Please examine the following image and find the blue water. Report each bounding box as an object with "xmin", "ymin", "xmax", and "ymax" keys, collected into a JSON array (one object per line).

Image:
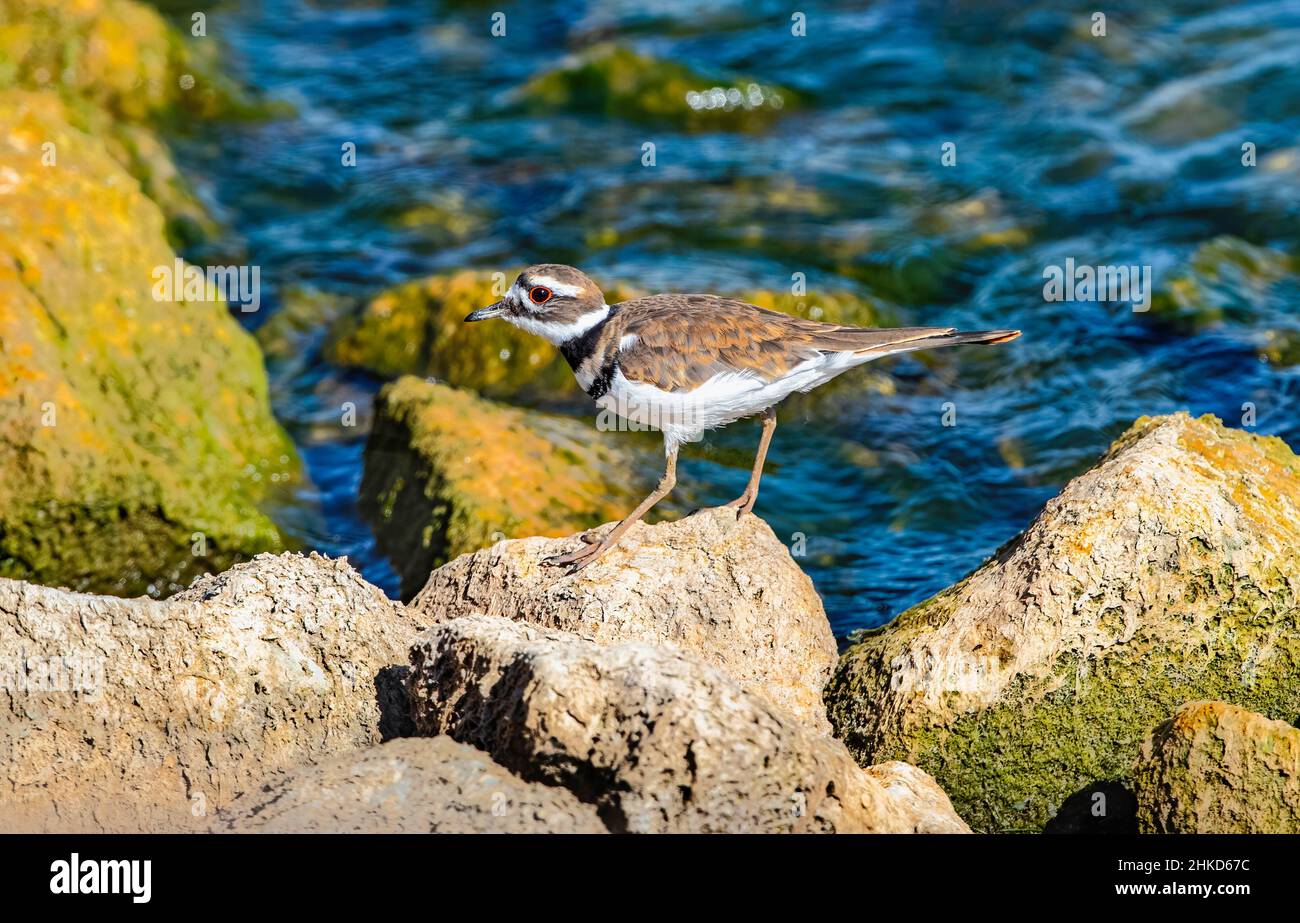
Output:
[{"xmin": 175, "ymin": 0, "xmax": 1300, "ymax": 639}]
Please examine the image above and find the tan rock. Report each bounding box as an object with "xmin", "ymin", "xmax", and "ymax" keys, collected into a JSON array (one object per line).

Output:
[
  {"xmin": 863, "ymin": 762, "xmax": 972, "ymax": 834},
  {"xmin": 0, "ymin": 553, "xmax": 418, "ymax": 832},
  {"xmin": 215, "ymin": 736, "xmax": 606, "ymax": 834},
  {"xmin": 412, "ymin": 507, "xmax": 837, "ymax": 733},
  {"xmin": 827, "ymin": 413, "xmax": 1300, "ymax": 832},
  {"xmin": 1134, "ymin": 701, "xmax": 1300, "ymax": 833},
  {"xmin": 407, "ymin": 615, "xmax": 969, "ymax": 834}
]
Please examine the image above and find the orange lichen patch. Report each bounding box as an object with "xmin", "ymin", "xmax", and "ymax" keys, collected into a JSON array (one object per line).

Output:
[{"xmin": 1175, "ymin": 414, "xmax": 1300, "ymax": 542}]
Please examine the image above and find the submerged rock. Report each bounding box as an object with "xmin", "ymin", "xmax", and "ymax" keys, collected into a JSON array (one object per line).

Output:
[
  {"xmin": 360, "ymin": 377, "xmax": 646, "ymax": 599},
  {"xmin": 517, "ymin": 43, "xmax": 799, "ymax": 133},
  {"xmin": 216, "ymin": 736, "xmax": 606, "ymax": 834},
  {"xmin": 407, "ymin": 615, "xmax": 969, "ymax": 834},
  {"xmin": 411, "ymin": 507, "xmax": 837, "ymax": 733},
  {"xmin": 1147, "ymin": 236, "xmax": 1294, "ymax": 333},
  {"xmin": 826, "ymin": 412, "xmax": 1300, "ymax": 832},
  {"xmin": 0, "ymin": 553, "xmax": 418, "ymax": 833},
  {"xmin": 0, "ymin": 90, "xmax": 299, "ymax": 595},
  {"xmin": 1262, "ymin": 327, "xmax": 1300, "ymax": 368},
  {"xmin": 1134, "ymin": 701, "xmax": 1300, "ymax": 834}
]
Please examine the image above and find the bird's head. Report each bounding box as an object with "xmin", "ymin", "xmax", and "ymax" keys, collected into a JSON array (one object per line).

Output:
[{"xmin": 465, "ymin": 264, "xmax": 610, "ymax": 344}]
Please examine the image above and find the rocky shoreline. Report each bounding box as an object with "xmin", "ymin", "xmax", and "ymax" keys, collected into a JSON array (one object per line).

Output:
[{"xmin": 5, "ymin": 409, "xmax": 1299, "ymax": 833}]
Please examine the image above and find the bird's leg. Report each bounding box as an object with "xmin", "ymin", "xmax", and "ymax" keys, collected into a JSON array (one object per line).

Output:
[
  {"xmin": 543, "ymin": 447, "xmax": 678, "ymax": 572},
  {"xmin": 722, "ymin": 407, "xmax": 776, "ymax": 517}
]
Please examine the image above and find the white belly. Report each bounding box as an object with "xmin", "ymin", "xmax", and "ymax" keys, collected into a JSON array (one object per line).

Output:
[{"xmin": 597, "ymin": 350, "xmax": 873, "ymax": 451}]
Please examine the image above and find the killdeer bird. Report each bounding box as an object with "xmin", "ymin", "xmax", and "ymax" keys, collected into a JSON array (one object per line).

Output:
[{"xmin": 466, "ymin": 264, "xmax": 1019, "ymax": 571}]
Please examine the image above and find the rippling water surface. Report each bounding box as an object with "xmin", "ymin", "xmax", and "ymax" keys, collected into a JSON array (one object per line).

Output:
[{"xmin": 174, "ymin": 0, "xmax": 1300, "ymax": 639}]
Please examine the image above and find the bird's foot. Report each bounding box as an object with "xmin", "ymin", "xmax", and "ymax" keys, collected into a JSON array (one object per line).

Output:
[
  {"xmin": 721, "ymin": 491, "xmax": 756, "ymax": 519},
  {"xmin": 542, "ymin": 535, "xmax": 612, "ymax": 573},
  {"xmin": 686, "ymin": 493, "xmax": 755, "ymax": 519}
]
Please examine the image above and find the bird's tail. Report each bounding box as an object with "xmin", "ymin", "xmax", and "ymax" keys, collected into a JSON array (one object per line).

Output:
[{"xmin": 856, "ymin": 328, "xmax": 1021, "ymax": 358}]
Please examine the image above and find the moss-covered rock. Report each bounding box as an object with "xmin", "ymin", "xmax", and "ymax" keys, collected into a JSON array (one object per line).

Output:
[
  {"xmin": 1147, "ymin": 236, "xmax": 1294, "ymax": 333},
  {"xmin": 1133, "ymin": 701, "xmax": 1300, "ymax": 834},
  {"xmin": 517, "ymin": 43, "xmax": 799, "ymax": 132},
  {"xmin": 386, "ymin": 190, "xmax": 490, "ymax": 247},
  {"xmin": 256, "ymin": 286, "xmax": 355, "ymax": 364},
  {"xmin": 0, "ymin": 0, "xmax": 264, "ymax": 243},
  {"xmin": 825, "ymin": 412, "xmax": 1300, "ymax": 832},
  {"xmin": 0, "ymin": 90, "xmax": 298, "ymax": 596},
  {"xmin": 360, "ymin": 377, "xmax": 646, "ymax": 599},
  {"xmin": 0, "ymin": 0, "xmax": 248, "ymax": 121}
]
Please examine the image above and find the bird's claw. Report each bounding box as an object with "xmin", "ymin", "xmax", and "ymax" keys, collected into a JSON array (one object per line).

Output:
[
  {"xmin": 542, "ymin": 537, "xmax": 608, "ymax": 571},
  {"xmin": 722, "ymin": 493, "xmax": 754, "ymax": 518}
]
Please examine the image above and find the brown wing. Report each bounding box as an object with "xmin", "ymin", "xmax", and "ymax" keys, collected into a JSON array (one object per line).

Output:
[{"xmin": 609, "ymin": 294, "xmax": 954, "ymax": 392}]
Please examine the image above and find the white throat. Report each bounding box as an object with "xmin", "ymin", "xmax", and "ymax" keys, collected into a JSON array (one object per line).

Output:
[{"xmin": 508, "ymin": 304, "xmax": 610, "ymax": 345}]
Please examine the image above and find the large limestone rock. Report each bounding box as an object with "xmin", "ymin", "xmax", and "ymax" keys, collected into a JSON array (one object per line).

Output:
[
  {"xmin": 412, "ymin": 508, "xmax": 837, "ymax": 733},
  {"xmin": 215, "ymin": 737, "xmax": 607, "ymax": 834},
  {"xmin": 360, "ymin": 377, "xmax": 649, "ymax": 599},
  {"xmin": 1134, "ymin": 701, "xmax": 1300, "ymax": 834},
  {"xmin": 0, "ymin": 90, "xmax": 299, "ymax": 596},
  {"xmin": 0, "ymin": 553, "xmax": 418, "ymax": 833},
  {"xmin": 407, "ymin": 615, "xmax": 970, "ymax": 834},
  {"xmin": 826, "ymin": 413, "xmax": 1300, "ymax": 832}
]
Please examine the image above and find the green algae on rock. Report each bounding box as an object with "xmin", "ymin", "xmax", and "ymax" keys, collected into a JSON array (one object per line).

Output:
[
  {"xmin": 825, "ymin": 412, "xmax": 1300, "ymax": 832},
  {"xmin": 1262, "ymin": 327, "xmax": 1300, "ymax": 368},
  {"xmin": 360, "ymin": 376, "xmax": 646, "ymax": 600},
  {"xmin": 0, "ymin": 90, "xmax": 298, "ymax": 596},
  {"xmin": 517, "ymin": 43, "xmax": 799, "ymax": 132},
  {"xmin": 1133, "ymin": 701, "xmax": 1300, "ymax": 834},
  {"xmin": 1147, "ymin": 236, "xmax": 1295, "ymax": 333}
]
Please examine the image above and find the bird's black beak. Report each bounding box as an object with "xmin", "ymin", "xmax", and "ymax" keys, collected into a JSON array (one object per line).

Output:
[{"xmin": 464, "ymin": 301, "xmax": 506, "ymax": 322}]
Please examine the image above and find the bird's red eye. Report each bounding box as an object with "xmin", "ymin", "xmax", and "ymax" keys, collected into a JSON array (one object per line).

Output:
[{"xmin": 528, "ymin": 286, "xmax": 553, "ymax": 305}]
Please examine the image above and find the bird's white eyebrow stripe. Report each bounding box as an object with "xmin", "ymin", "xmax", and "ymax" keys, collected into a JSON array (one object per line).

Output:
[{"xmin": 526, "ymin": 276, "xmax": 584, "ymax": 297}]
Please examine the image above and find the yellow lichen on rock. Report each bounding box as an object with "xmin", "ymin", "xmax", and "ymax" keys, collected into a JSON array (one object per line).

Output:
[{"xmin": 0, "ymin": 89, "xmax": 297, "ymax": 595}]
